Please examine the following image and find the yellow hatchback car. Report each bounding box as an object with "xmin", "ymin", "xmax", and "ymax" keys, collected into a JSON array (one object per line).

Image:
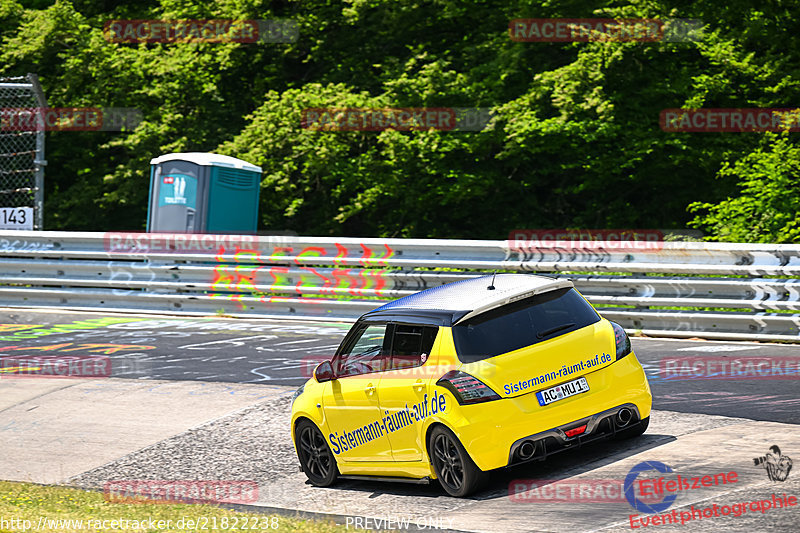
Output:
[{"xmin": 290, "ymin": 274, "xmax": 652, "ymax": 496}]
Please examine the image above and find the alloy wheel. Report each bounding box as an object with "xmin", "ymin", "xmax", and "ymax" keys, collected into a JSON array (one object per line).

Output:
[
  {"xmin": 432, "ymin": 432, "xmax": 465, "ymax": 492},
  {"xmin": 297, "ymin": 423, "xmax": 334, "ymax": 484}
]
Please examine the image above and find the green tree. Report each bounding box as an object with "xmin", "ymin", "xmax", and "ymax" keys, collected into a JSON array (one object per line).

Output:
[
  {"xmin": 1, "ymin": 0, "xmax": 799, "ymax": 240},
  {"xmin": 689, "ymin": 134, "xmax": 800, "ymax": 243}
]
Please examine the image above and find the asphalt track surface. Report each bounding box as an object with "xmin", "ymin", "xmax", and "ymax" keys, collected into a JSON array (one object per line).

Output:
[
  {"xmin": 1, "ymin": 308, "xmax": 799, "ymax": 424},
  {"xmin": 2, "ymin": 308, "xmax": 800, "ymax": 532}
]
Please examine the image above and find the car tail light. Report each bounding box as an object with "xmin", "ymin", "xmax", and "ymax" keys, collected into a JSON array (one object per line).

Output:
[
  {"xmin": 611, "ymin": 321, "xmax": 631, "ymax": 360},
  {"xmin": 436, "ymin": 370, "xmax": 501, "ymax": 405}
]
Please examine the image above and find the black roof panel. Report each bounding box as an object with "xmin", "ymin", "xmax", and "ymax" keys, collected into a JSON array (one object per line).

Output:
[{"xmin": 362, "ymin": 274, "xmax": 572, "ymax": 326}]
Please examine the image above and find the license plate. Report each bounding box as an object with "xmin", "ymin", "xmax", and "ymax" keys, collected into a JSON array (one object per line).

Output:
[{"xmin": 536, "ymin": 377, "xmax": 589, "ymax": 406}]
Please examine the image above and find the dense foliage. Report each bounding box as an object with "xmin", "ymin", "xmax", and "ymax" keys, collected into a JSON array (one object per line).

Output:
[{"xmin": 1, "ymin": 0, "xmax": 798, "ymax": 241}]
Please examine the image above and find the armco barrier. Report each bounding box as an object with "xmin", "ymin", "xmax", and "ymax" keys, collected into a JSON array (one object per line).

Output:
[{"xmin": 0, "ymin": 231, "xmax": 799, "ymax": 342}]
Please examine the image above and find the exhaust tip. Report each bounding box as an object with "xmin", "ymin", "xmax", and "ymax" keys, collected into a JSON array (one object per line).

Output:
[
  {"xmin": 617, "ymin": 408, "xmax": 633, "ymax": 427},
  {"xmin": 518, "ymin": 440, "xmax": 537, "ymax": 460}
]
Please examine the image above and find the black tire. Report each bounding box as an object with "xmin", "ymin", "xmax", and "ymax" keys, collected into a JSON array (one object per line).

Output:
[
  {"xmin": 295, "ymin": 419, "xmax": 339, "ymax": 487},
  {"xmin": 428, "ymin": 425, "xmax": 488, "ymax": 497},
  {"xmin": 613, "ymin": 416, "xmax": 650, "ymax": 441}
]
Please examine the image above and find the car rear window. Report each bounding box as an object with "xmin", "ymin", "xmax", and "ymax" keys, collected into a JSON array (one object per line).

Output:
[{"xmin": 452, "ymin": 288, "xmax": 601, "ymax": 363}]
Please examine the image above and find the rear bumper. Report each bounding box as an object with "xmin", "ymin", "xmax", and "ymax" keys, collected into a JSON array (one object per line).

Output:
[
  {"xmin": 440, "ymin": 353, "xmax": 652, "ymax": 471},
  {"xmin": 507, "ymin": 403, "xmax": 645, "ymax": 466}
]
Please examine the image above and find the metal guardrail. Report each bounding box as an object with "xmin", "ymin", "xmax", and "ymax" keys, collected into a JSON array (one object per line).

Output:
[{"xmin": 0, "ymin": 230, "xmax": 799, "ymax": 342}]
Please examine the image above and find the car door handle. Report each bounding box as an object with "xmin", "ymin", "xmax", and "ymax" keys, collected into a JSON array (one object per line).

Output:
[
  {"xmin": 365, "ymin": 384, "xmax": 376, "ymax": 395},
  {"xmin": 412, "ymin": 380, "xmax": 425, "ymax": 391}
]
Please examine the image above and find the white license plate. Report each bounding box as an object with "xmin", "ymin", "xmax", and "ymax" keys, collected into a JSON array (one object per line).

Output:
[{"xmin": 536, "ymin": 377, "xmax": 589, "ymax": 406}]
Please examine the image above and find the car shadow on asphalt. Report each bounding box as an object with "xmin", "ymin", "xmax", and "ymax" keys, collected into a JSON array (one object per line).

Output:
[
  {"xmin": 309, "ymin": 433, "xmax": 677, "ymax": 502},
  {"xmin": 476, "ymin": 433, "xmax": 677, "ymax": 501}
]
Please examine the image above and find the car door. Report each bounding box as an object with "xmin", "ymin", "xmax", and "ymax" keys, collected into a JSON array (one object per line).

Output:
[
  {"xmin": 321, "ymin": 322, "xmax": 393, "ymax": 461},
  {"xmin": 377, "ymin": 323, "xmax": 440, "ymax": 462}
]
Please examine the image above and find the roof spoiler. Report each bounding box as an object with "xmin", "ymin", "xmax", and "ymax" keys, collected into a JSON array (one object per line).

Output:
[{"xmin": 453, "ymin": 279, "xmax": 574, "ymax": 325}]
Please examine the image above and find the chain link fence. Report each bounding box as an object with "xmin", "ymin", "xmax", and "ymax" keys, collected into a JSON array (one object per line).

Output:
[{"xmin": 0, "ymin": 73, "xmax": 47, "ymax": 229}]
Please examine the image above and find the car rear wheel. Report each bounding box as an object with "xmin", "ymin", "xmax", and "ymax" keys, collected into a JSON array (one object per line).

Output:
[
  {"xmin": 613, "ymin": 416, "xmax": 649, "ymax": 440},
  {"xmin": 295, "ymin": 419, "xmax": 339, "ymax": 486},
  {"xmin": 429, "ymin": 426, "xmax": 487, "ymax": 497}
]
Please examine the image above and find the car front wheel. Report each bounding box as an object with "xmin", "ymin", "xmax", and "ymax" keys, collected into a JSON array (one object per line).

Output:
[
  {"xmin": 429, "ymin": 425, "xmax": 487, "ymax": 497},
  {"xmin": 295, "ymin": 419, "xmax": 339, "ymax": 486}
]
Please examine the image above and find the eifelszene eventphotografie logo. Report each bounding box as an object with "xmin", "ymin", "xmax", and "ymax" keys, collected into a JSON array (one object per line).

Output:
[
  {"xmin": 754, "ymin": 445, "xmax": 793, "ymax": 482},
  {"xmin": 624, "ymin": 460, "xmax": 739, "ymax": 514},
  {"xmin": 625, "ymin": 461, "xmax": 678, "ymax": 514}
]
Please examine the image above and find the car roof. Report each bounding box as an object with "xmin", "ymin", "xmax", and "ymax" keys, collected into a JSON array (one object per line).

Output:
[{"xmin": 361, "ymin": 273, "xmax": 573, "ymax": 326}]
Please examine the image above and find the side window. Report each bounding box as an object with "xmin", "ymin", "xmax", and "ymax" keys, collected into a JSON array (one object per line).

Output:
[
  {"xmin": 388, "ymin": 324, "xmax": 438, "ymax": 370},
  {"xmin": 336, "ymin": 324, "xmax": 390, "ymax": 377}
]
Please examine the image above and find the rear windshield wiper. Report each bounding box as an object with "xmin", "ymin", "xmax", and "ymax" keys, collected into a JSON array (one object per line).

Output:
[{"xmin": 536, "ymin": 322, "xmax": 576, "ymax": 339}]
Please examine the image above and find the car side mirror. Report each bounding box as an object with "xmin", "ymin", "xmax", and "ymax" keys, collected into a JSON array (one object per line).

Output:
[{"xmin": 314, "ymin": 360, "xmax": 335, "ymax": 383}]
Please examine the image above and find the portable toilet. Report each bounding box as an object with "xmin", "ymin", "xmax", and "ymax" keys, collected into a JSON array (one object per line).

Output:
[{"xmin": 147, "ymin": 152, "xmax": 261, "ymax": 233}]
